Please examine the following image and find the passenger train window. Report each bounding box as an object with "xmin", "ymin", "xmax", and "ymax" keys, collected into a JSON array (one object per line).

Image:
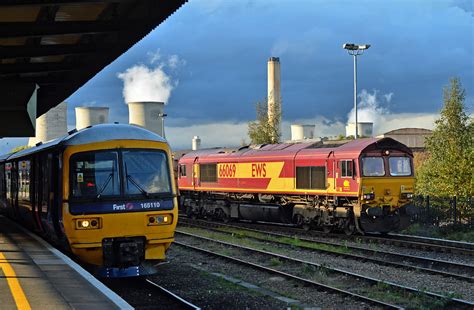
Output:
[
  {"xmin": 70, "ymin": 151, "xmax": 120, "ymax": 199},
  {"xmin": 362, "ymin": 157, "xmax": 385, "ymax": 176},
  {"xmin": 389, "ymin": 157, "xmax": 412, "ymax": 176},
  {"xmin": 18, "ymin": 160, "xmax": 31, "ymax": 201}
]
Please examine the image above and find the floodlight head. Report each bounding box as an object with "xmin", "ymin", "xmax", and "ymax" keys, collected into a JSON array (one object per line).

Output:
[
  {"xmin": 343, "ymin": 43, "xmax": 358, "ymax": 50},
  {"xmin": 343, "ymin": 43, "xmax": 371, "ymax": 51}
]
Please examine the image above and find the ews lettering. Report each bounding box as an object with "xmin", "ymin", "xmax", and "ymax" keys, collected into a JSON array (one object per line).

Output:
[{"xmin": 251, "ymin": 163, "xmax": 267, "ymax": 177}]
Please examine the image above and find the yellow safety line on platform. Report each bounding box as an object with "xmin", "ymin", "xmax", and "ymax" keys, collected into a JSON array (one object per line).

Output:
[{"xmin": 0, "ymin": 252, "xmax": 31, "ymax": 310}]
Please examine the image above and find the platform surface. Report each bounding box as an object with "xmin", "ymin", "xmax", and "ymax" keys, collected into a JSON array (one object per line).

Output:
[{"xmin": 0, "ymin": 215, "xmax": 128, "ymax": 310}]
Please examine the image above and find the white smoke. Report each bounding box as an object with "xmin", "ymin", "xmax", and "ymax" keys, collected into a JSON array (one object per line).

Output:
[{"xmin": 117, "ymin": 50, "xmax": 184, "ymax": 103}]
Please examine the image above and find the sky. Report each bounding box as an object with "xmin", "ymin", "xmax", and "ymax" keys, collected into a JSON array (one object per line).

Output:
[{"xmin": 1, "ymin": 0, "xmax": 473, "ymax": 153}]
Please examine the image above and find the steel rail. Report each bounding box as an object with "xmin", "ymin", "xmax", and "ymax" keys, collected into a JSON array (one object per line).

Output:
[
  {"xmin": 172, "ymin": 241, "xmax": 401, "ymax": 309},
  {"xmin": 178, "ymin": 214, "xmax": 474, "ymax": 256},
  {"xmin": 145, "ymin": 279, "xmax": 201, "ymax": 310},
  {"xmin": 178, "ymin": 218, "xmax": 473, "ymax": 282},
  {"xmin": 376, "ymin": 233, "xmax": 474, "ymax": 251},
  {"xmin": 179, "ymin": 217, "xmax": 474, "ymax": 280},
  {"xmin": 176, "ymin": 231, "xmax": 474, "ymax": 309}
]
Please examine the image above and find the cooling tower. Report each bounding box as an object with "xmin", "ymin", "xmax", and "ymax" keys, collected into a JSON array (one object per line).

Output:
[
  {"xmin": 192, "ymin": 136, "xmax": 201, "ymax": 151},
  {"xmin": 345, "ymin": 122, "xmax": 373, "ymax": 138},
  {"xmin": 75, "ymin": 107, "xmax": 109, "ymax": 130},
  {"xmin": 128, "ymin": 101, "xmax": 165, "ymax": 137},
  {"xmin": 28, "ymin": 102, "xmax": 68, "ymax": 146},
  {"xmin": 267, "ymin": 57, "xmax": 281, "ymax": 130},
  {"xmin": 291, "ymin": 124, "xmax": 315, "ymax": 141}
]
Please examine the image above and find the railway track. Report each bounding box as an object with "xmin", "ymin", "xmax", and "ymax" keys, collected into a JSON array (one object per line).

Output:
[
  {"xmin": 178, "ymin": 214, "xmax": 474, "ymax": 256},
  {"xmin": 103, "ymin": 277, "xmax": 200, "ymax": 309},
  {"xmin": 175, "ymin": 230, "xmax": 474, "ymax": 309},
  {"xmin": 145, "ymin": 279, "xmax": 201, "ymax": 310},
  {"xmin": 179, "ymin": 217, "xmax": 474, "ymax": 281}
]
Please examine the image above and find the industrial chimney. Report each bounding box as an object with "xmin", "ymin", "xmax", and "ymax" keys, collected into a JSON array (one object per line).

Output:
[
  {"xmin": 291, "ymin": 124, "xmax": 315, "ymax": 141},
  {"xmin": 267, "ymin": 57, "xmax": 281, "ymax": 136},
  {"xmin": 75, "ymin": 107, "xmax": 109, "ymax": 130},
  {"xmin": 192, "ymin": 136, "xmax": 201, "ymax": 151},
  {"xmin": 128, "ymin": 101, "xmax": 166, "ymax": 137},
  {"xmin": 28, "ymin": 102, "xmax": 67, "ymax": 146}
]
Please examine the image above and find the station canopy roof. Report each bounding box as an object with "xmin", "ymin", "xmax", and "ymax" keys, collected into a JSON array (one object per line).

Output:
[{"xmin": 0, "ymin": 0, "xmax": 186, "ymax": 137}]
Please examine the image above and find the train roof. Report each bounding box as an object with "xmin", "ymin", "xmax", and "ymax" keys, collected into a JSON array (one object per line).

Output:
[
  {"xmin": 0, "ymin": 124, "xmax": 167, "ymax": 161},
  {"xmin": 179, "ymin": 137, "xmax": 412, "ymax": 161}
]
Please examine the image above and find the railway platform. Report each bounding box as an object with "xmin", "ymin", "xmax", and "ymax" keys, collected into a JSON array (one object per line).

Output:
[{"xmin": 0, "ymin": 215, "xmax": 131, "ymax": 310}]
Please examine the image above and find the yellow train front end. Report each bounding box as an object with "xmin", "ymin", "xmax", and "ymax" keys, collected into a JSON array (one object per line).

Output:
[
  {"xmin": 357, "ymin": 153, "xmax": 417, "ymax": 233},
  {"xmin": 62, "ymin": 139, "xmax": 177, "ymax": 277}
]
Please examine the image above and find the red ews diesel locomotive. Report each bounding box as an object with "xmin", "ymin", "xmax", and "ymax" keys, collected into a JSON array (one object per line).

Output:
[{"xmin": 177, "ymin": 138, "xmax": 417, "ymax": 234}]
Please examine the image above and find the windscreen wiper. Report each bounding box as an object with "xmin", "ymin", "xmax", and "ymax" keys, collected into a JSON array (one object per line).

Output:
[
  {"xmin": 96, "ymin": 173, "xmax": 113, "ymax": 199},
  {"xmin": 126, "ymin": 174, "xmax": 149, "ymax": 197}
]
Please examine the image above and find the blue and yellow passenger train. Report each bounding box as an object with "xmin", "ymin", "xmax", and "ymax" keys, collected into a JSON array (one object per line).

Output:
[{"xmin": 0, "ymin": 124, "xmax": 177, "ymax": 277}]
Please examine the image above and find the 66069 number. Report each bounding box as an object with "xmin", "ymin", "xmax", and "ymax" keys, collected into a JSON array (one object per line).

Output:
[{"xmin": 219, "ymin": 164, "xmax": 236, "ymax": 178}]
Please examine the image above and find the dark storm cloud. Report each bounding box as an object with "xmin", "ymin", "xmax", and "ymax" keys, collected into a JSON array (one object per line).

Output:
[{"xmin": 66, "ymin": 0, "xmax": 473, "ymax": 126}]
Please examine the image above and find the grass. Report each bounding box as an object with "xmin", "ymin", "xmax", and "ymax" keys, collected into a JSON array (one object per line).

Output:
[
  {"xmin": 365, "ymin": 282, "xmax": 450, "ymax": 310},
  {"xmin": 219, "ymin": 226, "xmax": 351, "ymax": 254},
  {"xmin": 402, "ymin": 223, "xmax": 474, "ymax": 242},
  {"xmin": 269, "ymin": 257, "xmax": 283, "ymax": 266}
]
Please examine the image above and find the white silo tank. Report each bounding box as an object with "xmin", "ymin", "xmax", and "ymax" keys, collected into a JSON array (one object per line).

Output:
[
  {"xmin": 128, "ymin": 102, "xmax": 165, "ymax": 137},
  {"xmin": 75, "ymin": 107, "xmax": 109, "ymax": 130},
  {"xmin": 192, "ymin": 136, "xmax": 201, "ymax": 150},
  {"xmin": 291, "ymin": 124, "xmax": 315, "ymax": 141},
  {"xmin": 29, "ymin": 102, "xmax": 68, "ymax": 146}
]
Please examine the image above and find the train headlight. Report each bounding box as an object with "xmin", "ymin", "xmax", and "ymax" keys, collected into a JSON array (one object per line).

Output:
[
  {"xmin": 362, "ymin": 193, "xmax": 375, "ymax": 200},
  {"xmin": 76, "ymin": 218, "xmax": 100, "ymax": 230},
  {"xmin": 401, "ymin": 193, "xmax": 414, "ymax": 199},
  {"xmin": 147, "ymin": 214, "xmax": 173, "ymax": 226}
]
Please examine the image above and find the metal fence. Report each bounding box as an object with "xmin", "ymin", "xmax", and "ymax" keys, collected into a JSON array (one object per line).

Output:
[{"xmin": 413, "ymin": 195, "xmax": 473, "ymax": 226}]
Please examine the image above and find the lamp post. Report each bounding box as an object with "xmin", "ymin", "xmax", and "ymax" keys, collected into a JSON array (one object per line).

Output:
[
  {"xmin": 343, "ymin": 43, "xmax": 370, "ymax": 139},
  {"xmin": 158, "ymin": 113, "xmax": 167, "ymax": 138}
]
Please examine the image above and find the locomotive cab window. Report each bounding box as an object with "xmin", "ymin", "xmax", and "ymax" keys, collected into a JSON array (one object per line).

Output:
[
  {"xmin": 361, "ymin": 157, "xmax": 385, "ymax": 177},
  {"xmin": 70, "ymin": 151, "xmax": 120, "ymax": 199},
  {"xmin": 340, "ymin": 160, "xmax": 354, "ymax": 178},
  {"xmin": 200, "ymin": 164, "xmax": 217, "ymax": 183},
  {"xmin": 296, "ymin": 166, "xmax": 326, "ymax": 190},
  {"xmin": 389, "ymin": 157, "xmax": 412, "ymax": 176}
]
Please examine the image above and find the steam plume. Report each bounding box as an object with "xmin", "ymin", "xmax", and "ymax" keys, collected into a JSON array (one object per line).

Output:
[{"xmin": 117, "ymin": 50, "xmax": 184, "ymax": 103}]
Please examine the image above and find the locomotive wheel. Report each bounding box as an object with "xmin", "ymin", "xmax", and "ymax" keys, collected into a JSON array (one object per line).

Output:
[{"xmin": 344, "ymin": 219, "xmax": 356, "ymax": 236}]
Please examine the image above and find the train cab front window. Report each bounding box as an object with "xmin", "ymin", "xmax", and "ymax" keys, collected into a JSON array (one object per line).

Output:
[
  {"xmin": 71, "ymin": 151, "xmax": 120, "ymax": 199},
  {"xmin": 362, "ymin": 157, "xmax": 385, "ymax": 177},
  {"xmin": 389, "ymin": 157, "xmax": 412, "ymax": 176},
  {"xmin": 123, "ymin": 150, "xmax": 171, "ymax": 196}
]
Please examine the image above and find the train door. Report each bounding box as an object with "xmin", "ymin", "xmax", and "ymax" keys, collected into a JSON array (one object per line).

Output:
[
  {"xmin": 33, "ymin": 155, "xmax": 44, "ymax": 232},
  {"xmin": 326, "ymin": 152, "xmax": 336, "ymax": 191},
  {"xmin": 192, "ymin": 157, "xmax": 199, "ymax": 190},
  {"xmin": 336, "ymin": 159, "xmax": 357, "ymax": 194},
  {"xmin": 50, "ymin": 153, "xmax": 64, "ymax": 241}
]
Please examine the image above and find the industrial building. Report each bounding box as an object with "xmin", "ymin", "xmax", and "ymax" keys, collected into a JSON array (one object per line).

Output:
[
  {"xmin": 377, "ymin": 128, "xmax": 432, "ymax": 152},
  {"xmin": 128, "ymin": 101, "xmax": 166, "ymax": 137}
]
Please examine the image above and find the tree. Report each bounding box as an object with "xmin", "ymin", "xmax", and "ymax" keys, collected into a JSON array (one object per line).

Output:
[
  {"xmin": 416, "ymin": 78, "xmax": 473, "ymax": 198},
  {"xmin": 247, "ymin": 99, "xmax": 281, "ymax": 144}
]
